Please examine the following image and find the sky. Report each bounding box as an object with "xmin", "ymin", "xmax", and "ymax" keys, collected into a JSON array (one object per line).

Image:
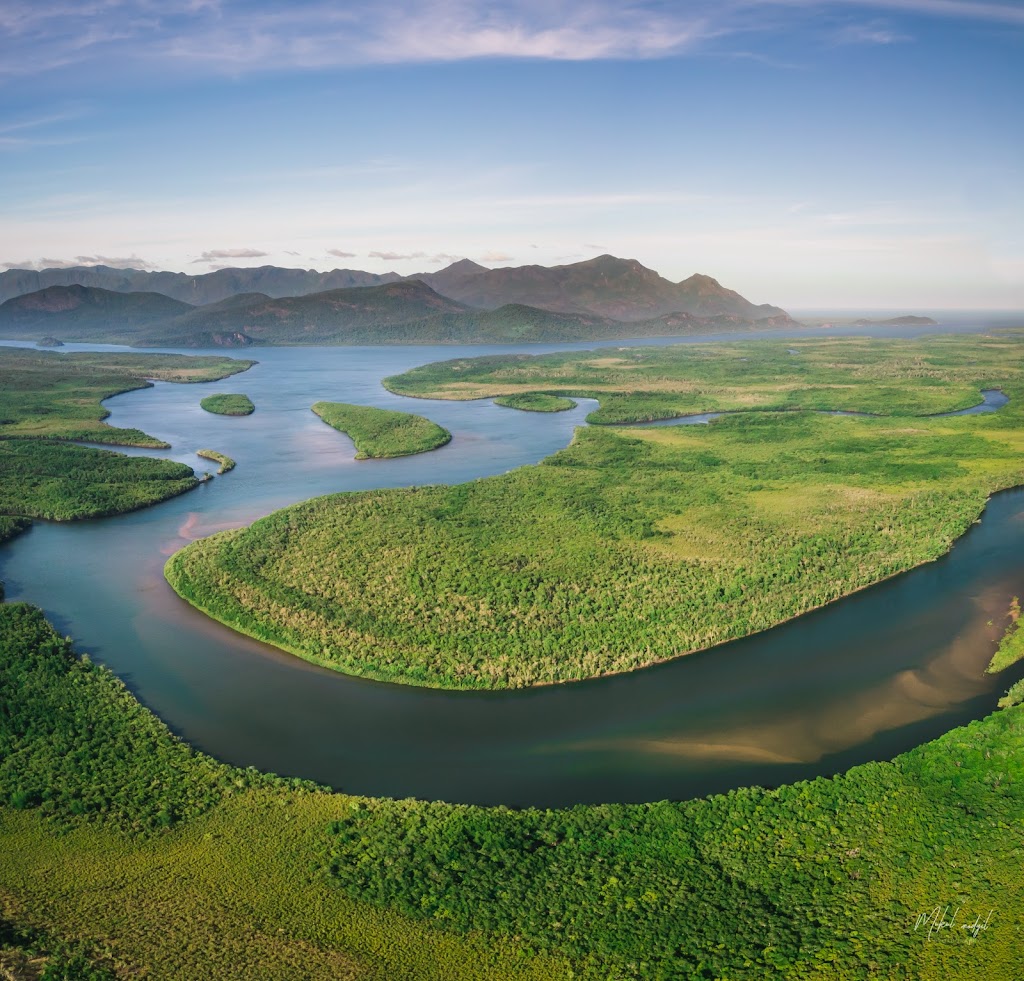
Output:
[{"xmin": 0, "ymin": 0, "xmax": 1021, "ymax": 310}]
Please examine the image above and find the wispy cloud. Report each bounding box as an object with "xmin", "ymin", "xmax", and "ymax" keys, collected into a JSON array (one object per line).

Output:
[
  {"xmin": 1, "ymin": 253, "xmax": 156, "ymax": 270},
  {"xmin": 2, "ymin": 1, "xmax": 1021, "ymax": 79},
  {"xmin": 476, "ymin": 250, "xmax": 515, "ymax": 262},
  {"xmin": 191, "ymin": 247, "xmax": 268, "ymax": 264},
  {"xmin": 368, "ymin": 250, "xmax": 427, "ymax": 261},
  {"xmin": 833, "ymin": 21, "xmax": 912, "ymax": 44},
  {"xmin": 326, "ymin": 248, "xmax": 357, "ymax": 258}
]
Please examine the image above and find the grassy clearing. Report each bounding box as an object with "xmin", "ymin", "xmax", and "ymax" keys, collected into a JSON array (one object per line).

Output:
[
  {"xmin": 1, "ymin": 603, "xmax": 1022, "ymax": 979},
  {"xmin": 196, "ymin": 448, "xmax": 236, "ymax": 474},
  {"xmin": 493, "ymin": 393, "xmax": 577, "ymax": 412},
  {"xmin": 311, "ymin": 401, "xmax": 451, "ymax": 459},
  {"xmin": 168, "ymin": 334, "xmax": 1024, "ymax": 689},
  {"xmin": 199, "ymin": 393, "xmax": 254, "ymax": 415}
]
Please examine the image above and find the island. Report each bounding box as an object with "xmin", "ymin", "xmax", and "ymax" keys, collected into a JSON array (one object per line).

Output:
[
  {"xmin": 310, "ymin": 401, "xmax": 451, "ymax": 459},
  {"xmin": 196, "ymin": 449, "xmax": 236, "ymax": 474},
  {"xmin": 493, "ymin": 392, "xmax": 577, "ymax": 412},
  {"xmin": 199, "ymin": 393, "xmax": 255, "ymax": 415}
]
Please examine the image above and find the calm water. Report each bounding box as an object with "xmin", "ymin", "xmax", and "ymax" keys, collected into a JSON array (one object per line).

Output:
[{"xmin": 2, "ymin": 331, "xmax": 1023, "ymax": 807}]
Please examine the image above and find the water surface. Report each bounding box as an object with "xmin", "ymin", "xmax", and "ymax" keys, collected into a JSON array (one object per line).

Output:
[{"xmin": 2, "ymin": 333, "xmax": 1022, "ymax": 807}]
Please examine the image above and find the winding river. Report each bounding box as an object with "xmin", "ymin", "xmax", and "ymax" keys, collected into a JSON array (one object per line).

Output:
[{"xmin": 3, "ymin": 329, "xmax": 1024, "ymax": 808}]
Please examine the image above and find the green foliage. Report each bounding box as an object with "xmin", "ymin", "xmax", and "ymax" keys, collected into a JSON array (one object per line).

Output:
[
  {"xmin": 988, "ymin": 597, "xmax": 1024, "ymax": 674},
  {"xmin": 493, "ymin": 393, "xmax": 576, "ymax": 412},
  {"xmin": 167, "ymin": 334, "xmax": 1024, "ymax": 688},
  {"xmin": 310, "ymin": 401, "xmax": 451, "ymax": 459},
  {"xmin": 326, "ymin": 706, "xmax": 1024, "ymax": 979},
  {"xmin": 0, "ymin": 604, "xmax": 240, "ymax": 833},
  {"xmin": 199, "ymin": 393, "xmax": 254, "ymax": 415},
  {"xmin": 2, "ymin": 602, "xmax": 1023, "ymax": 978},
  {"xmin": 0, "ymin": 348, "xmax": 255, "ymax": 522},
  {"xmin": 384, "ymin": 334, "xmax": 1017, "ymax": 421},
  {"xmin": 0, "ymin": 347, "xmax": 254, "ymax": 444},
  {"xmin": 999, "ymin": 679, "xmax": 1024, "ymax": 708},
  {"xmin": 196, "ymin": 448, "xmax": 235, "ymax": 474},
  {"xmin": 0, "ymin": 605, "xmax": 572, "ymax": 980},
  {"xmin": 0, "ymin": 441, "xmax": 198, "ymax": 520}
]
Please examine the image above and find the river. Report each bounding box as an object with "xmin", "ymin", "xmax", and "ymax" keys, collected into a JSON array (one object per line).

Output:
[{"xmin": 2, "ymin": 328, "xmax": 1023, "ymax": 807}]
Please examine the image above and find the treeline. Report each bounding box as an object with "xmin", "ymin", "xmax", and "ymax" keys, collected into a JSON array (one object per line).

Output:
[
  {"xmin": 385, "ymin": 333, "xmax": 1024, "ymax": 423},
  {"xmin": 310, "ymin": 401, "xmax": 451, "ymax": 459}
]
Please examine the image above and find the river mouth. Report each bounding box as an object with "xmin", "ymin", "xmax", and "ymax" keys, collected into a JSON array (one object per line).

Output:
[{"xmin": 1, "ymin": 337, "xmax": 1022, "ymax": 807}]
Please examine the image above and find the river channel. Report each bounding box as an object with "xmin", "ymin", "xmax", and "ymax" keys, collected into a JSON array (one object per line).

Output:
[{"xmin": 2, "ymin": 329, "xmax": 1024, "ymax": 807}]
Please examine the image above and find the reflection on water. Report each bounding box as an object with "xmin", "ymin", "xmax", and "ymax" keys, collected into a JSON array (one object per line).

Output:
[{"xmin": 1, "ymin": 340, "xmax": 1022, "ymax": 807}]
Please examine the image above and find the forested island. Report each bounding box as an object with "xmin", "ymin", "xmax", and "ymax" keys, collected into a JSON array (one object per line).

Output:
[
  {"xmin": 310, "ymin": 402, "xmax": 452, "ymax": 459},
  {"xmin": 199, "ymin": 393, "xmax": 255, "ymax": 416}
]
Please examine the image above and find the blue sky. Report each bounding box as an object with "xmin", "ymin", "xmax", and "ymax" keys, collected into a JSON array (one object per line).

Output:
[{"xmin": 1, "ymin": 1, "xmax": 1021, "ymax": 309}]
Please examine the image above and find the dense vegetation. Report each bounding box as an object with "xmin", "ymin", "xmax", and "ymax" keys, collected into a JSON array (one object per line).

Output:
[
  {"xmin": 199, "ymin": 393, "xmax": 254, "ymax": 415},
  {"xmin": 384, "ymin": 335, "xmax": 1010, "ymax": 422},
  {"xmin": 168, "ymin": 334, "xmax": 1024, "ymax": 688},
  {"xmin": 493, "ymin": 393, "xmax": 576, "ymax": 412},
  {"xmin": 310, "ymin": 401, "xmax": 452, "ymax": 459},
  {"xmin": 0, "ymin": 441, "xmax": 198, "ymax": 520},
  {"xmin": 0, "ymin": 348, "xmax": 253, "ymax": 522},
  {"xmin": 988, "ymin": 598, "xmax": 1024, "ymax": 674},
  {"xmin": 0, "ymin": 604, "xmax": 574, "ymax": 980},
  {"xmin": 196, "ymin": 448, "xmax": 236, "ymax": 474},
  {"xmin": 0, "ymin": 602, "xmax": 1021, "ymax": 978},
  {"xmin": 327, "ymin": 702, "xmax": 1024, "ymax": 979}
]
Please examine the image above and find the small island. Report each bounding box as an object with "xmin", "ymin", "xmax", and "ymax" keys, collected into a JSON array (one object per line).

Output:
[
  {"xmin": 852, "ymin": 315, "xmax": 939, "ymax": 326},
  {"xmin": 35, "ymin": 336, "xmax": 64, "ymax": 347},
  {"xmin": 494, "ymin": 393, "xmax": 577, "ymax": 412},
  {"xmin": 196, "ymin": 449, "xmax": 236, "ymax": 474},
  {"xmin": 310, "ymin": 401, "xmax": 451, "ymax": 459},
  {"xmin": 200, "ymin": 393, "xmax": 255, "ymax": 416}
]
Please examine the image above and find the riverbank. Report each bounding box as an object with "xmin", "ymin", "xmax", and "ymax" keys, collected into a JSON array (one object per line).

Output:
[{"xmin": 1, "ymin": 601, "xmax": 1022, "ymax": 979}]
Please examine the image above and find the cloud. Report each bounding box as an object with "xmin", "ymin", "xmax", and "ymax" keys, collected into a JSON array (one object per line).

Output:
[
  {"xmin": 368, "ymin": 250, "xmax": 428, "ymax": 261},
  {"xmin": 326, "ymin": 248, "xmax": 357, "ymax": 258},
  {"xmin": 426, "ymin": 252, "xmax": 463, "ymax": 265},
  {"xmin": 3, "ymin": 1, "xmax": 1023, "ymax": 80},
  {"xmin": 834, "ymin": 21, "xmax": 912, "ymax": 44},
  {"xmin": 476, "ymin": 250, "xmax": 514, "ymax": 263},
  {"xmin": 2, "ymin": 253, "xmax": 155, "ymax": 270},
  {"xmin": 191, "ymin": 247, "xmax": 269, "ymax": 264}
]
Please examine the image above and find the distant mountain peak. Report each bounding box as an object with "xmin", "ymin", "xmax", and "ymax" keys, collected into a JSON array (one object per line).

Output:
[{"xmin": 441, "ymin": 258, "xmax": 488, "ymax": 274}]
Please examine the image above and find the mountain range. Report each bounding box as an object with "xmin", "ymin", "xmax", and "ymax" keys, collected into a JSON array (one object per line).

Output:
[{"xmin": 0, "ymin": 255, "xmax": 797, "ymax": 347}]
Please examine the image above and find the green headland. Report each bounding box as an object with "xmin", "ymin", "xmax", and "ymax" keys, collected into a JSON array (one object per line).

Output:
[
  {"xmin": 196, "ymin": 449, "xmax": 236, "ymax": 474},
  {"xmin": 310, "ymin": 401, "xmax": 452, "ymax": 459},
  {"xmin": 168, "ymin": 334, "xmax": 1024, "ymax": 689}
]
